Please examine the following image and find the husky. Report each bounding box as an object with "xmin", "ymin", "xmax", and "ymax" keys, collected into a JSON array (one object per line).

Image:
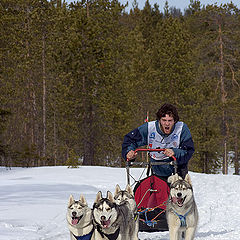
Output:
[
  {"xmin": 114, "ymin": 184, "xmax": 139, "ymax": 237},
  {"xmin": 166, "ymin": 173, "xmax": 198, "ymax": 240},
  {"xmin": 114, "ymin": 184, "xmax": 137, "ymax": 213},
  {"xmin": 67, "ymin": 194, "xmax": 94, "ymax": 240},
  {"xmin": 92, "ymin": 190, "xmax": 138, "ymax": 240}
]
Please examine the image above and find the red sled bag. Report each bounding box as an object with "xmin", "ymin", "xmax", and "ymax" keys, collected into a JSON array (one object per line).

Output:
[{"xmin": 134, "ymin": 175, "xmax": 170, "ymax": 232}]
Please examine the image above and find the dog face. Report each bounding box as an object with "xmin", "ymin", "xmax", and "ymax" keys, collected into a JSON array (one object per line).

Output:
[
  {"xmin": 114, "ymin": 184, "xmax": 134, "ymax": 204},
  {"xmin": 67, "ymin": 194, "xmax": 88, "ymax": 226},
  {"xmin": 93, "ymin": 191, "xmax": 118, "ymax": 229},
  {"xmin": 168, "ymin": 174, "xmax": 193, "ymax": 208}
]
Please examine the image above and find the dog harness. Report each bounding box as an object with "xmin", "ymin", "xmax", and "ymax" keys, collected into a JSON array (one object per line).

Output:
[
  {"xmin": 97, "ymin": 225, "xmax": 120, "ymax": 240},
  {"xmin": 172, "ymin": 209, "xmax": 190, "ymax": 227},
  {"xmin": 73, "ymin": 229, "xmax": 94, "ymax": 240}
]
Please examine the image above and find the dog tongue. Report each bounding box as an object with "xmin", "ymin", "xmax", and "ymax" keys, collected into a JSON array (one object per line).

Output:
[
  {"xmin": 72, "ymin": 218, "xmax": 79, "ymax": 225},
  {"xmin": 102, "ymin": 219, "xmax": 111, "ymax": 228},
  {"xmin": 177, "ymin": 198, "xmax": 184, "ymax": 206},
  {"xmin": 177, "ymin": 198, "xmax": 183, "ymax": 203}
]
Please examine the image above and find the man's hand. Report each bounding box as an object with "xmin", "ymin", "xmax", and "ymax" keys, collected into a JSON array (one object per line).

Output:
[
  {"xmin": 126, "ymin": 150, "xmax": 137, "ymax": 161},
  {"xmin": 163, "ymin": 148, "xmax": 174, "ymax": 158}
]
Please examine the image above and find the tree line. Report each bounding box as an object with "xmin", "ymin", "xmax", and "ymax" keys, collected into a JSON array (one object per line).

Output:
[{"xmin": 0, "ymin": 0, "xmax": 240, "ymax": 174}]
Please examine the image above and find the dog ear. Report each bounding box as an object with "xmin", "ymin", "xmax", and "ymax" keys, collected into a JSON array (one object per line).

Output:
[
  {"xmin": 167, "ymin": 175, "xmax": 174, "ymax": 184},
  {"xmin": 167, "ymin": 173, "xmax": 179, "ymax": 184},
  {"xmin": 79, "ymin": 194, "xmax": 88, "ymax": 206},
  {"xmin": 125, "ymin": 184, "xmax": 133, "ymax": 196},
  {"xmin": 95, "ymin": 191, "xmax": 103, "ymax": 203},
  {"xmin": 68, "ymin": 194, "xmax": 75, "ymax": 207},
  {"xmin": 184, "ymin": 174, "xmax": 192, "ymax": 186},
  {"xmin": 114, "ymin": 184, "xmax": 121, "ymax": 196},
  {"xmin": 106, "ymin": 191, "xmax": 115, "ymax": 202}
]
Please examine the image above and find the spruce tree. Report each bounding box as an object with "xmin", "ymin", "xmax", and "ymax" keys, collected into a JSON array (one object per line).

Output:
[{"xmin": 189, "ymin": 3, "xmax": 240, "ymax": 173}]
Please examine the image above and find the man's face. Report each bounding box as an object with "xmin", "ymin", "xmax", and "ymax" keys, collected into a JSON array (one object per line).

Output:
[{"xmin": 160, "ymin": 114, "xmax": 175, "ymax": 135}]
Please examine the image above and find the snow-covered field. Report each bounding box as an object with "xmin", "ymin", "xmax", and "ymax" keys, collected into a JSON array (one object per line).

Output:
[{"xmin": 0, "ymin": 166, "xmax": 239, "ymax": 240}]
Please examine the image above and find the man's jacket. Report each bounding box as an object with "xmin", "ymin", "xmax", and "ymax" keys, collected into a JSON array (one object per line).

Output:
[{"xmin": 122, "ymin": 120, "xmax": 194, "ymax": 177}]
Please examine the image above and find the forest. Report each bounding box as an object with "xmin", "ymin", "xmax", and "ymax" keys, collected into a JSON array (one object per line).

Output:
[{"xmin": 0, "ymin": 0, "xmax": 240, "ymax": 174}]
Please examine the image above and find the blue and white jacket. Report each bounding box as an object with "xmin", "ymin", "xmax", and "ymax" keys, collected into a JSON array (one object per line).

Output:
[{"xmin": 122, "ymin": 120, "xmax": 194, "ymax": 177}]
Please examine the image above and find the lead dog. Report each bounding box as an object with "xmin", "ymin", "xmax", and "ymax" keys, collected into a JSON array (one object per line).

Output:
[
  {"xmin": 166, "ymin": 174, "xmax": 198, "ymax": 240},
  {"xmin": 67, "ymin": 194, "xmax": 94, "ymax": 240},
  {"xmin": 92, "ymin": 190, "xmax": 138, "ymax": 240}
]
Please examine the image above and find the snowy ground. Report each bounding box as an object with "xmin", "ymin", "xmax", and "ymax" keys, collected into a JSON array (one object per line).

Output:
[{"xmin": 0, "ymin": 166, "xmax": 239, "ymax": 240}]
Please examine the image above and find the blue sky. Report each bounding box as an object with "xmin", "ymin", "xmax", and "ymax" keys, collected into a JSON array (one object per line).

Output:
[
  {"xmin": 122, "ymin": 0, "xmax": 240, "ymax": 12},
  {"xmin": 65, "ymin": 0, "xmax": 240, "ymax": 12}
]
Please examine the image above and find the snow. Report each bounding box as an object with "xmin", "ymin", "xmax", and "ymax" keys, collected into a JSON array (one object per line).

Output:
[{"xmin": 0, "ymin": 166, "xmax": 239, "ymax": 240}]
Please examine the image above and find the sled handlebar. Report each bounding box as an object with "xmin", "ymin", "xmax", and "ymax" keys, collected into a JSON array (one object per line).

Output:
[
  {"xmin": 126, "ymin": 148, "xmax": 177, "ymax": 185},
  {"xmin": 127, "ymin": 148, "xmax": 176, "ymax": 162}
]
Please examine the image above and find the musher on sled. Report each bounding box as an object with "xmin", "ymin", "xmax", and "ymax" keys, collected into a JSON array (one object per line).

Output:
[{"xmin": 122, "ymin": 103, "xmax": 194, "ymax": 179}]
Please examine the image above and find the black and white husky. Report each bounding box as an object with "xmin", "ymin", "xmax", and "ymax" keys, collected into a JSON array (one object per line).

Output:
[
  {"xmin": 92, "ymin": 190, "xmax": 138, "ymax": 240},
  {"xmin": 166, "ymin": 173, "xmax": 198, "ymax": 240},
  {"xmin": 114, "ymin": 184, "xmax": 139, "ymax": 237},
  {"xmin": 67, "ymin": 194, "xmax": 94, "ymax": 240}
]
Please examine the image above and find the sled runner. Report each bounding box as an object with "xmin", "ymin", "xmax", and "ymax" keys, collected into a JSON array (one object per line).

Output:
[{"xmin": 126, "ymin": 149, "xmax": 177, "ymax": 232}]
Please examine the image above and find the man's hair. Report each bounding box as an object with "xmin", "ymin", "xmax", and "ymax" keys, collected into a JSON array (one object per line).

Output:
[{"xmin": 156, "ymin": 103, "xmax": 179, "ymax": 122}]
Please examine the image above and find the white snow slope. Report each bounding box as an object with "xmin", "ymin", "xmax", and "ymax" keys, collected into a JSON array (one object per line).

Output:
[{"xmin": 0, "ymin": 166, "xmax": 239, "ymax": 240}]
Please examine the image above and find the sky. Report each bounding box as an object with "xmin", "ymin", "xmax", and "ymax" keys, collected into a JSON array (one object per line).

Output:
[
  {"xmin": 0, "ymin": 165, "xmax": 240, "ymax": 240},
  {"xmin": 121, "ymin": 0, "xmax": 240, "ymax": 12},
  {"xmin": 65, "ymin": 0, "xmax": 240, "ymax": 12}
]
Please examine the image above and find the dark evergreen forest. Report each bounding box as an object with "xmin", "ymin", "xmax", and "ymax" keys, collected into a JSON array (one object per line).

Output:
[{"xmin": 1, "ymin": 0, "xmax": 240, "ymax": 174}]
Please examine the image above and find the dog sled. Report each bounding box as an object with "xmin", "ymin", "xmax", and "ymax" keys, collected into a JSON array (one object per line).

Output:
[{"xmin": 126, "ymin": 148, "xmax": 177, "ymax": 232}]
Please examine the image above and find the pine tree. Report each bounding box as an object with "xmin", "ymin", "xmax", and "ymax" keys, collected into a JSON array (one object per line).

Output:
[
  {"xmin": 183, "ymin": 2, "xmax": 221, "ymax": 173},
  {"xmin": 189, "ymin": 3, "xmax": 240, "ymax": 174},
  {"xmin": 51, "ymin": 0, "xmax": 126, "ymax": 166},
  {"xmin": 0, "ymin": 0, "xmax": 62, "ymax": 167},
  {"xmin": 150, "ymin": 7, "xmax": 195, "ymax": 108}
]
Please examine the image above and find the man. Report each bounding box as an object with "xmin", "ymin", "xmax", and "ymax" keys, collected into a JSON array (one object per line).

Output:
[{"xmin": 122, "ymin": 103, "xmax": 194, "ymax": 178}]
